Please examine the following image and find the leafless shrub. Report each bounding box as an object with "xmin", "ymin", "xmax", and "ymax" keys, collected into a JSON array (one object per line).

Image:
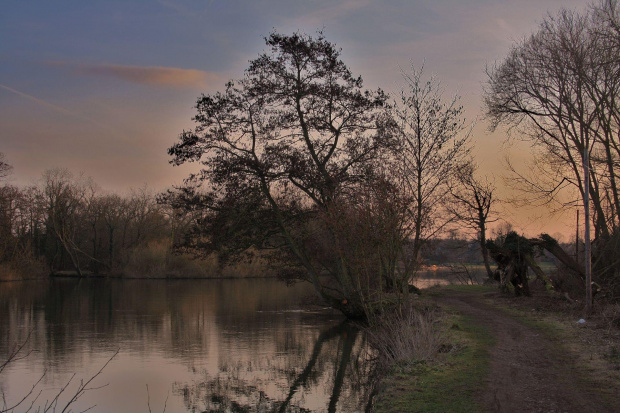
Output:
[
  {"xmin": 599, "ymin": 302, "xmax": 620, "ymax": 333},
  {"xmin": 447, "ymin": 263, "xmax": 481, "ymax": 285},
  {"xmin": 0, "ymin": 331, "xmax": 33, "ymax": 376}
]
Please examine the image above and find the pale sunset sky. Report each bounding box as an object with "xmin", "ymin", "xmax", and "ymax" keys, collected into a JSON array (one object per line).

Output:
[{"xmin": 0, "ymin": 0, "xmax": 589, "ymax": 238}]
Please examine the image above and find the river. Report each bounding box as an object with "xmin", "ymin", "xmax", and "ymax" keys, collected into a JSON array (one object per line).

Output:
[{"xmin": 0, "ymin": 279, "xmax": 374, "ymax": 413}]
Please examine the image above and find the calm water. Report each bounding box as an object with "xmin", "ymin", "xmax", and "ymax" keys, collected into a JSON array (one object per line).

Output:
[
  {"xmin": 0, "ymin": 279, "xmax": 374, "ymax": 413},
  {"xmin": 414, "ymin": 267, "xmax": 486, "ymax": 288}
]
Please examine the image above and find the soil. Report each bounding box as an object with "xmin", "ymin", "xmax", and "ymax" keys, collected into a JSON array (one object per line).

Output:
[{"xmin": 436, "ymin": 291, "xmax": 619, "ymax": 413}]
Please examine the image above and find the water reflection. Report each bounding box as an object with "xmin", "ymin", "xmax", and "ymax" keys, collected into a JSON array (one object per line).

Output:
[
  {"xmin": 0, "ymin": 279, "xmax": 373, "ymax": 412},
  {"xmin": 173, "ymin": 322, "xmax": 373, "ymax": 413},
  {"xmin": 414, "ymin": 267, "xmax": 486, "ymax": 288}
]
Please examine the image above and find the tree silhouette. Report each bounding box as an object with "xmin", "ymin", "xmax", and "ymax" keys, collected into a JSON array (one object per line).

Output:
[{"xmin": 167, "ymin": 31, "xmax": 390, "ymax": 318}]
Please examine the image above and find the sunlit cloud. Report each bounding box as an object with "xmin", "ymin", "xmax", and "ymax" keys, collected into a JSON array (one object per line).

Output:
[{"xmin": 50, "ymin": 62, "xmax": 219, "ymax": 89}]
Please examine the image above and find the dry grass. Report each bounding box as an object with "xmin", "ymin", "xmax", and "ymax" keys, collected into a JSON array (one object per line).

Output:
[
  {"xmin": 121, "ymin": 239, "xmax": 215, "ymax": 278},
  {"xmin": 0, "ymin": 254, "xmax": 47, "ymax": 281},
  {"xmin": 366, "ymin": 303, "xmax": 444, "ymax": 370},
  {"xmin": 121, "ymin": 239, "xmax": 272, "ymax": 278}
]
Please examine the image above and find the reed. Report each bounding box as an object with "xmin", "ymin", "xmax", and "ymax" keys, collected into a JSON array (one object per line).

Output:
[
  {"xmin": 0, "ymin": 254, "xmax": 46, "ymax": 281},
  {"xmin": 121, "ymin": 239, "xmax": 272, "ymax": 278},
  {"xmin": 366, "ymin": 303, "xmax": 443, "ymax": 370}
]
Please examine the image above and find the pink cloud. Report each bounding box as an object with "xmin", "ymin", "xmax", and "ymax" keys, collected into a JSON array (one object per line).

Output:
[{"xmin": 50, "ymin": 62, "xmax": 219, "ymax": 88}]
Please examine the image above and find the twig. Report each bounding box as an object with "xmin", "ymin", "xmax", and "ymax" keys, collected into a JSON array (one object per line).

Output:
[
  {"xmin": 58, "ymin": 348, "xmax": 119, "ymax": 413},
  {"xmin": 0, "ymin": 374, "xmax": 44, "ymax": 413},
  {"xmin": 146, "ymin": 384, "xmax": 168, "ymax": 413},
  {"xmin": 146, "ymin": 385, "xmax": 151, "ymax": 413},
  {"xmin": 0, "ymin": 330, "xmax": 35, "ymax": 375}
]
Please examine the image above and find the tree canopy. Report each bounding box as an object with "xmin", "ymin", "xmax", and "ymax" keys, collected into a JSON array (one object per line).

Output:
[{"xmin": 168, "ymin": 31, "xmax": 392, "ymax": 318}]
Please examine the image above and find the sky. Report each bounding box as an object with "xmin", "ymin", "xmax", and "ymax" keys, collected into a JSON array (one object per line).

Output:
[{"xmin": 0, "ymin": 0, "xmax": 589, "ymax": 237}]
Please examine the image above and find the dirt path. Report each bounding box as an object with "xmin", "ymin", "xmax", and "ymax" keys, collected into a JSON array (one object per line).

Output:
[{"xmin": 436, "ymin": 293, "xmax": 617, "ymax": 413}]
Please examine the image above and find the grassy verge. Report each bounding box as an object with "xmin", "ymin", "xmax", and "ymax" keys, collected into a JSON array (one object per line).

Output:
[
  {"xmin": 372, "ymin": 284, "xmax": 619, "ymax": 412},
  {"xmin": 372, "ymin": 304, "xmax": 493, "ymax": 413}
]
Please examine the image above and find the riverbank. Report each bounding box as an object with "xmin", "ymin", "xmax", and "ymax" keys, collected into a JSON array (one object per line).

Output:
[
  {"xmin": 1, "ymin": 252, "xmax": 275, "ymax": 281},
  {"xmin": 372, "ymin": 285, "xmax": 620, "ymax": 412}
]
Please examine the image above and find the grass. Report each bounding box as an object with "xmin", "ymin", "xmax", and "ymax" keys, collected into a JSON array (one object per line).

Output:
[
  {"xmin": 604, "ymin": 346, "xmax": 620, "ymax": 362},
  {"xmin": 367, "ymin": 305, "xmax": 444, "ymax": 369},
  {"xmin": 373, "ymin": 283, "xmax": 620, "ymax": 412},
  {"xmin": 372, "ymin": 309, "xmax": 494, "ymax": 413}
]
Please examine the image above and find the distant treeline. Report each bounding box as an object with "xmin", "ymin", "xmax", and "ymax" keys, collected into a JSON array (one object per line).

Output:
[
  {"xmin": 0, "ymin": 163, "xmax": 519, "ymax": 281},
  {"xmin": 0, "ymin": 166, "xmax": 269, "ymax": 280}
]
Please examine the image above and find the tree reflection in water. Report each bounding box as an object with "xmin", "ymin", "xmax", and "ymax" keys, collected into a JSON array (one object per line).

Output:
[
  {"xmin": 0, "ymin": 279, "xmax": 378, "ymax": 412},
  {"xmin": 173, "ymin": 322, "xmax": 374, "ymax": 413}
]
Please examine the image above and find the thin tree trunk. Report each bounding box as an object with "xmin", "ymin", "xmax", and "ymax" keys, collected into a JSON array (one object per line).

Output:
[
  {"xmin": 108, "ymin": 225, "xmax": 114, "ymax": 270},
  {"xmin": 584, "ymin": 140, "xmax": 592, "ymax": 316},
  {"xmin": 479, "ymin": 225, "xmax": 493, "ymax": 279}
]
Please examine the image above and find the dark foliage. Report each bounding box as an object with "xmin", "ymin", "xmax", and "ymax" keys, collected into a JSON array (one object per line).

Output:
[{"xmin": 167, "ymin": 31, "xmax": 393, "ymax": 318}]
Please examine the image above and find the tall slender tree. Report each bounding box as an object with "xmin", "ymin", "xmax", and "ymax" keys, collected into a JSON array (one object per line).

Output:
[{"xmin": 390, "ymin": 66, "xmax": 471, "ymax": 282}]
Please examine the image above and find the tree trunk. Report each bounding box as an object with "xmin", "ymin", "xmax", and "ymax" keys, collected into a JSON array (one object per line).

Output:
[
  {"xmin": 108, "ymin": 225, "xmax": 114, "ymax": 270},
  {"xmin": 479, "ymin": 226, "xmax": 493, "ymax": 279},
  {"xmin": 524, "ymin": 254, "xmax": 553, "ymax": 288},
  {"xmin": 533, "ymin": 237, "xmax": 585, "ymax": 279}
]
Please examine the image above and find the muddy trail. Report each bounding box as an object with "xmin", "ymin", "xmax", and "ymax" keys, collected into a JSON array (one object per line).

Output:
[{"xmin": 435, "ymin": 292, "xmax": 617, "ymax": 413}]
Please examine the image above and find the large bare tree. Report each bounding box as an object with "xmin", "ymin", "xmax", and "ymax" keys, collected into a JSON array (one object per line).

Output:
[{"xmin": 484, "ymin": 0, "xmax": 620, "ymax": 304}]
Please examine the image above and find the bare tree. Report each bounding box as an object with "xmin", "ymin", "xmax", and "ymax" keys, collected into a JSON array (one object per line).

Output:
[
  {"xmin": 42, "ymin": 168, "xmax": 97, "ymax": 276},
  {"xmin": 390, "ymin": 66, "xmax": 471, "ymax": 284},
  {"xmin": 446, "ymin": 161, "xmax": 497, "ymax": 279},
  {"xmin": 484, "ymin": 0, "xmax": 620, "ymax": 307},
  {"xmin": 0, "ymin": 334, "xmax": 118, "ymax": 413}
]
